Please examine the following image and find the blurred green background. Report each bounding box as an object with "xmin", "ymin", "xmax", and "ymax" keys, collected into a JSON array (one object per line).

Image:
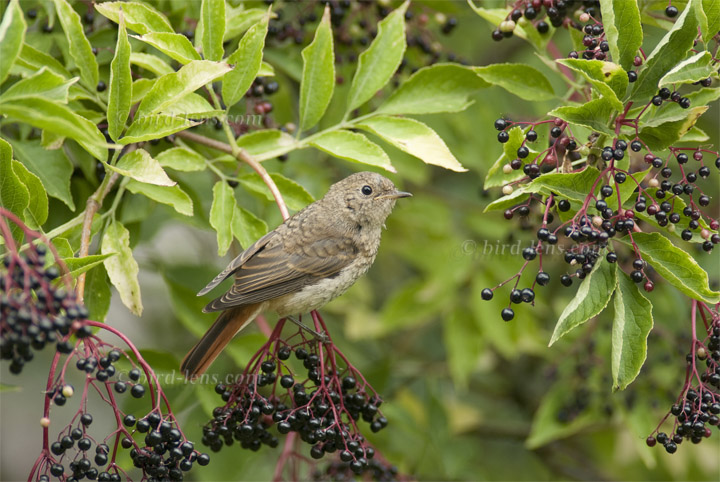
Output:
[{"xmin": 1, "ymin": 0, "xmax": 719, "ymax": 480}]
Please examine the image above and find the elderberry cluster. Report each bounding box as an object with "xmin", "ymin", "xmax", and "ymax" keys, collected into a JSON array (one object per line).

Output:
[
  {"xmin": 1, "ymin": 244, "xmax": 86, "ymax": 374},
  {"xmin": 204, "ymin": 340, "xmax": 388, "ymax": 477},
  {"xmin": 490, "ymin": 0, "xmax": 601, "ymax": 41}
]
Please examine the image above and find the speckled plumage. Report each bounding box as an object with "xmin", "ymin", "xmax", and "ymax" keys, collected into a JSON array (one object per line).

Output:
[{"xmin": 181, "ymin": 172, "xmax": 410, "ymax": 379}]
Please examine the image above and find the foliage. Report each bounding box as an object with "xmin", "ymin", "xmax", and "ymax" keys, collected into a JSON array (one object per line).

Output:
[{"xmin": 1, "ymin": 0, "xmax": 719, "ymax": 480}]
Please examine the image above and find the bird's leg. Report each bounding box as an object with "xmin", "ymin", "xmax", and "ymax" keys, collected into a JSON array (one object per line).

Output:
[{"xmin": 285, "ymin": 315, "xmax": 330, "ymax": 343}]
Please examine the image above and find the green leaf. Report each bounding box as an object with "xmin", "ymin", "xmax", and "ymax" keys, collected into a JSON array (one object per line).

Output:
[
  {"xmin": 224, "ymin": 6, "xmax": 268, "ymax": 41},
  {"xmin": 377, "ymin": 63, "xmax": 487, "ymax": 115},
  {"xmin": 238, "ymin": 172, "xmax": 314, "ymax": 211},
  {"xmin": 131, "ymin": 78, "xmax": 154, "ymax": 104},
  {"xmin": 8, "ymin": 139, "xmax": 75, "ymax": 210},
  {"xmin": 638, "ymin": 106, "xmax": 707, "ymax": 151},
  {"xmin": 222, "ymin": 13, "xmax": 268, "ymax": 107},
  {"xmin": 101, "ymin": 220, "xmax": 143, "ymax": 316},
  {"xmin": 548, "ymin": 97, "xmax": 615, "ymax": 137},
  {"xmin": 309, "ymin": 129, "xmax": 395, "ymax": 172},
  {"xmin": 232, "ymin": 205, "xmax": 268, "ymax": 249},
  {"xmin": 679, "ymin": 126, "xmax": 709, "ymax": 143},
  {"xmin": 12, "ymin": 160, "xmax": 47, "ymax": 229},
  {"xmin": 473, "ymin": 63, "xmax": 554, "ymax": 101},
  {"xmin": 107, "ymin": 16, "xmax": 132, "ymax": 142},
  {"xmin": 643, "ymin": 87, "xmax": 720, "ymax": 128},
  {"xmin": 155, "ymin": 146, "xmax": 206, "ymax": 172},
  {"xmin": 0, "ymin": 98, "xmax": 106, "ymax": 160},
  {"xmin": 210, "ymin": 181, "xmax": 235, "ymax": 256},
  {"xmin": 599, "ymin": 0, "xmax": 642, "ymax": 71},
  {"xmin": 15, "ymin": 43, "xmax": 71, "ymax": 79},
  {"xmin": 631, "ymin": 2, "xmax": 699, "ymax": 102},
  {"xmin": 129, "ymin": 52, "xmax": 174, "ymax": 76},
  {"xmin": 52, "ymin": 0, "xmax": 99, "ymax": 89},
  {"xmin": 606, "ymin": 167, "xmax": 651, "ymax": 210},
  {"xmin": 136, "ymin": 60, "xmax": 232, "ymax": 117},
  {"xmin": 63, "ymin": 253, "xmax": 115, "ymax": 278},
  {"xmin": 483, "ymin": 126, "xmax": 535, "ymax": 189},
  {"xmin": 200, "ymin": 0, "xmax": 226, "ymax": 61},
  {"xmin": 52, "ymin": 237, "xmax": 74, "ymax": 259},
  {"xmin": 529, "ymin": 166, "xmax": 602, "ymax": 203},
  {"xmin": 0, "ymin": 68, "xmax": 75, "ymax": 103},
  {"xmin": 0, "ymin": 138, "xmax": 29, "ymax": 237},
  {"xmin": 658, "ymin": 51, "xmax": 715, "ymax": 87},
  {"xmin": 702, "ymin": 0, "xmax": 720, "ymax": 43},
  {"xmin": 108, "ymin": 149, "xmax": 175, "ymax": 186},
  {"xmin": 131, "ymin": 32, "xmax": 201, "ymax": 65},
  {"xmin": 85, "ymin": 264, "xmax": 111, "ymax": 321},
  {"xmin": 612, "ymin": 272, "xmax": 653, "ymax": 391},
  {"xmin": 444, "ymin": 308, "xmax": 482, "ymax": 390},
  {"xmin": 549, "ymin": 259, "xmax": 617, "ymax": 346},
  {"xmin": 162, "ymin": 93, "xmax": 218, "ymax": 117},
  {"xmin": 95, "ymin": 2, "xmax": 173, "ymax": 35},
  {"xmin": 236, "ymin": 129, "xmax": 297, "ymax": 161},
  {"xmin": 483, "ymin": 187, "xmax": 530, "ymax": 212},
  {"xmin": 121, "ymin": 115, "xmax": 199, "ymax": 144},
  {"xmin": 624, "ymin": 232, "xmax": 720, "ymax": 304},
  {"xmin": 346, "ymin": 1, "xmax": 408, "ymax": 113},
  {"xmin": 0, "ymin": 0, "xmax": 26, "ymax": 85},
  {"xmin": 125, "ymin": 179, "xmax": 193, "ymax": 216},
  {"xmin": 556, "ymin": 59, "xmax": 627, "ymax": 110},
  {"xmin": 299, "ymin": 5, "xmax": 335, "ymax": 131},
  {"xmin": 356, "ymin": 115, "xmax": 466, "ymax": 172}
]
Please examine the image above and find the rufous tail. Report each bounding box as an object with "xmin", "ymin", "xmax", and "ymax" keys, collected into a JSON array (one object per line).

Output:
[{"xmin": 180, "ymin": 304, "xmax": 262, "ymax": 380}]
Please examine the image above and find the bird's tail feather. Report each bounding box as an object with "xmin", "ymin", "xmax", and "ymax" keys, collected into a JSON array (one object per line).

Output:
[{"xmin": 180, "ymin": 304, "xmax": 262, "ymax": 380}]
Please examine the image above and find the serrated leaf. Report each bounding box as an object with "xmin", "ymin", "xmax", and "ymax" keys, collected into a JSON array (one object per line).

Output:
[
  {"xmin": 15, "ymin": 43, "xmax": 71, "ymax": 79},
  {"xmin": 132, "ymin": 32, "xmax": 200, "ymax": 65},
  {"xmin": 12, "ymin": 160, "xmax": 47, "ymax": 229},
  {"xmin": 210, "ymin": 181, "xmax": 235, "ymax": 256},
  {"xmin": 527, "ymin": 166, "xmax": 601, "ymax": 203},
  {"xmin": 0, "ymin": 138, "xmax": 29, "ymax": 239},
  {"xmin": 0, "ymin": 98, "xmax": 106, "ymax": 160},
  {"xmin": 162, "ymin": 93, "xmax": 217, "ymax": 117},
  {"xmin": 238, "ymin": 173, "xmax": 314, "ymax": 211},
  {"xmin": 222, "ymin": 14, "xmax": 268, "ymax": 107},
  {"xmin": 548, "ymin": 97, "xmax": 615, "ymax": 136},
  {"xmin": 356, "ymin": 115, "xmax": 466, "ymax": 172},
  {"xmin": 473, "ymin": 63, "xmax": 554, "ymax": 101},
  {"xmin": 0, "ymin": 68, "xmax": 75, "ymax": 103},
  {"xmin": 639, "ymin": 106, "xmax": 707, "ymax": 151},
  {"xmin": 483, "ymin": 187, "xmax": 530, "ymax": 212},
  {"xmin": 121, "ymin": 115, "xmax": 199, "ymax": 144},
  {"xmin": 658, "ymin": 51, "xmax": 715, "ymax": 87},
  {"xmin": 136, "ymin": 60, "xmax": 231, "ymax": 117},
  {"xmin": 483, "ymin": 126, "xmax": 536, "ymax": 189},
  {"xmin": 599, "ymin": 0, "xmax": 642, "ymax": 71},
  {"xmin": 631, "ymin": 2, "xmax": 699, "ymax": 102},
  {"xmin": 129, "ymin": 52, "xmax": 174, "ymax": 76},
  {"xmin": 102, "ymin": 220, "xmax": 142, "ymax": 316},
  {"xmin": 108, "ymin": 16, "xmax": 132, "ymax": 142},
  {"xmin": 0, "ymin": 0, "xmax": 26, "ymax": 85},
  {"xmin": 201, "ymin": 0, "xmax": 225, "ymax": 61},
  {"xmin": 131, "ymin": 78, "xmax": 154, "ymax": 104},
  {"xmin": 346, "ymin": 1, "xmax": 408, "ymax": 113},
  {"xmin": 377, "ymin": 63, "xmax": 487, "ymax": 115},
  {"xmin": 63, "ymin": 253, "xmax": 115, "ymax": 278},
  {"xmin": 126, "ymin": 179, "xmax": 193, "ymax": 216},
  {"xmin": 95, "ymin": 2, "xmax": 173, "ymax": 35},
  {"xmin": 679, "ymin": 126, "xmax": 709, "ymax": 143},
  {"xmin": 85, "ymin": 264, "xmax": 111, "ymax": 321},
  {"xmin": 643, "ymin": 87, "xmax": 720, "ymax": 127},
  {"xmin": 52, "ymin": 0, "xmax": 99, "ymax": 89},
  {"xmin": 224, "ymin": 6, "xmax": 268, "ymax": 41},
  {"xmin": 702, "ymin": 0, "xmax": 720, "ymax": 43},
  {"xmin": 8, "ymin": 139, "xmax": 75, "ymax": 210},
  {"xmin": 232, "ymin": 205, "xmax": 268, "ymax": 249},
  {"xmin": 556, "ymin": 59, "xmax": 627, "ymax": 110},
  {"xmin": 299, "ymin": 5, "xmax": 335, "ymax": 131},
  {"xmin": 309, "ymin": 129, "xmax": 395, "ymax": 172},
  {"xmin": 612, "ymin": 272, "xmax": 653, "ymax": 391},
  {"xmin": 236, "ymin": 129, "xmax": 297, "ymax": 161},
  {"xmin": 155, "ymin": 146, "xmax": 206, "ymax": 172},
  {"xmin": 623, "ymin": 232, "xmax": 720, "ymax": 304},
  {"xmin": 549, "ymin": 259, "xmax": 616, "ymax": 346},
  {"xmin": 108, "ymin": 149, "xmax": 175, "ymax": 186}
]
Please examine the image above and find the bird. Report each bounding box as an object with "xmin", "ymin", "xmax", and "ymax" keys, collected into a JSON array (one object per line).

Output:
[{"xmin": 180, "ymin": 171, "xmax": 411, "ymax": 379}]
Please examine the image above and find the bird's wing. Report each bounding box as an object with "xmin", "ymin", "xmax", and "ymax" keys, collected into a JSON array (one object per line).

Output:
[
  {"xmin": 197, "ymin": 230, "xmax": 278, "ymax": 296},
  {"xmin": 203, "ymin": 232, "xmax": 359, "ymax": 312}
]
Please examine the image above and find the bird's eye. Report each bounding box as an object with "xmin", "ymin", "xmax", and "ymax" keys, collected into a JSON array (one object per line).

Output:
[{"xmin": 361, "ymin": 185, "xmax": 373, "ymax": 196}]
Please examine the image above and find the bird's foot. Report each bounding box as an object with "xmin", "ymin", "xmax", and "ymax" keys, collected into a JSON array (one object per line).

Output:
[{"xmin": 285, "ymin": 316, "xmax": 330, "ymax": 343}]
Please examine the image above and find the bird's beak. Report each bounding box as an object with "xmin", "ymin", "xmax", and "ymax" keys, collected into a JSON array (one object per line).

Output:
[{"xmin": 375, "ymin": 190, "xmax": 412, "ymax": 200}]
